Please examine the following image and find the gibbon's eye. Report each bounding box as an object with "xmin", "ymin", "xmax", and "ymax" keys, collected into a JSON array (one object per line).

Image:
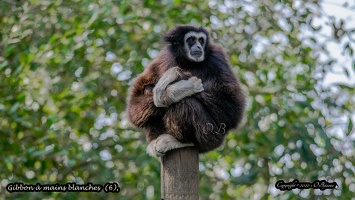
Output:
[
  {"xmin": 187, "ymin": 37, "xmax": 194, "ymax": 44},
  {"xmin": 198, "ymin": 38, "xmax": 204, "ymax": 45}
]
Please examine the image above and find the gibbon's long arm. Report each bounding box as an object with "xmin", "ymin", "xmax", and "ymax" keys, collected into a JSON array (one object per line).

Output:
[{"xmin": 127, "ymin": 67, "xmax": 163, "ymax": 129}]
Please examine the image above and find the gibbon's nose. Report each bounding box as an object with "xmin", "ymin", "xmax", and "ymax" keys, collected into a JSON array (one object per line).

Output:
[
  {"xmin": 191, "ymin": 45, "xmax": 203, "ymax": 57},
  {"xmin": 191, "ymin": 44, "xmax": 202, "ymax": 51}
]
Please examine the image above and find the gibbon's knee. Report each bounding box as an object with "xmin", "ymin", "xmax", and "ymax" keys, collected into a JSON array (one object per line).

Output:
[
  {"xmin": 195, "ymin": 129, "xmax": 226, "ymax": 153},
  {"xmin": 187, "ymin": 113, "xmax": 226, "ymax": 153},
  {"xmin": 163, "ymin": 98, "xmax": 226, "ymax": 153}
]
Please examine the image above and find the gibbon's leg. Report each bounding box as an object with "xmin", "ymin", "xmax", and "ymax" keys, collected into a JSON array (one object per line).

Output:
[
  {"xmin": 146, "ymin": 134, "xmax": 194, "ymax": 157},
  {"xmin": 165, "ymin": 98, "xmax": 227, "ymax": 153}
]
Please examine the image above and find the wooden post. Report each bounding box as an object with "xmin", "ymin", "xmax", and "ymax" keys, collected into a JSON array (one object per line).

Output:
[{"xmin": 161, "ymin": 147, "xmax": 199, "ymax": 200}]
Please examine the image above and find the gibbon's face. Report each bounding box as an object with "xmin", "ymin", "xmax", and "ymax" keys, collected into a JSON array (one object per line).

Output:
[{"xmin": 184, "ymin": 31, "xmax": 207, "ymax": 62}]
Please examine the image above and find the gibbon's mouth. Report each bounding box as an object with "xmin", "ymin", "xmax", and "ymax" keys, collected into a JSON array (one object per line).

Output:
[{"xmin": 191, "ymin": 50, "xmax": 203, "ymax": 58}]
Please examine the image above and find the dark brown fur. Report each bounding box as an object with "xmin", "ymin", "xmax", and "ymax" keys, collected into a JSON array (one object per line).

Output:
[{"xmin": 127, "ymin": 25, "xmax": 245, "ymax": 153}]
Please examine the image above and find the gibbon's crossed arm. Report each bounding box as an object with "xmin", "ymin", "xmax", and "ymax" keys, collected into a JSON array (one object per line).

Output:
[
  {"xmin": 127, "ymin": 25, "xmax": 245, "ymax": 157},
  {"xmin": 127, "ymin": 59, "xmax": 194, "ymax": 131},
  {"xmin": 153, "ymin": 67, "xmax": 204, "ymax": 108}
]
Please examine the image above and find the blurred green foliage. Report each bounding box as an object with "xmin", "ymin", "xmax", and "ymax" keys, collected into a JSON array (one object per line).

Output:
[{"xmin": 1, "ymin": 0, "xmax": 354, "ymax": 199}]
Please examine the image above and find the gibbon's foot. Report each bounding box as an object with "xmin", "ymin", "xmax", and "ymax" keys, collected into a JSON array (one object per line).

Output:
[{"xmin": 146, "ymin": 134, "xmax": 194, "ymax": 157}]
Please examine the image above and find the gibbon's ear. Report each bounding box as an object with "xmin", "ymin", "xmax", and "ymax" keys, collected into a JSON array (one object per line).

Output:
[
  {"xmin": 163, "ymin": 25, "xmax": 185, "ymax": 45},
  {"xmin": 163, "ymin": 31, "xmax": 177, "ymax": 45}
]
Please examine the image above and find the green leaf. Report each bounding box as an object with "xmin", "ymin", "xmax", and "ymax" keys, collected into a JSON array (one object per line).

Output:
[
  {"xmin": 0, "ymin": 60, "xmax": 9, "ymax": 70},
  {"xmin": 9, "ymin": 102, "xmax": 19, "ymax": 114},
  {"xmin": 347, "ymin": 117, "xmax": 353, "ymax": 136},
  {"xmin": 4, "ymin": 46, "xmax": 16, "ymax": 57}
]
